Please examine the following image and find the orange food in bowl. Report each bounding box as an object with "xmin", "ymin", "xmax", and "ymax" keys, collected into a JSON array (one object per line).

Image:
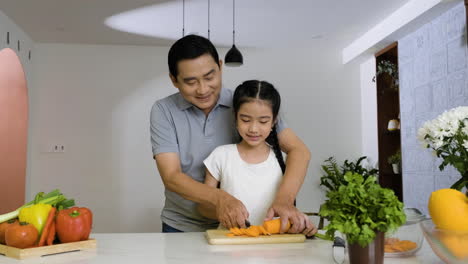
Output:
[
  {"xmin": 384, "ymin": 238, "xmax": 417, "ymax": 253},
  {"xmin": 428, "ymin": 189, "xmax": 468, "ymax": 231}
]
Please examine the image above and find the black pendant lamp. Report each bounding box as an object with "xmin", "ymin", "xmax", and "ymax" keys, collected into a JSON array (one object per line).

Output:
[
  {"xmin": 207, "ymin": 0, "xmax": 211, "ymax": 39},
  {"xmin": 182, "ymin": 0, "xmax": 185, "ymax": 37},
  {"xmin": 225, "ymin": 0, "xmax": 243, "ymax": 66}
]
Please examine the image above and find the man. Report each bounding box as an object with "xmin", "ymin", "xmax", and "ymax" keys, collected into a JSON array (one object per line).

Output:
[{"xmin": 151, "ymin": 35, "xmax": 312, "ymax": 234}]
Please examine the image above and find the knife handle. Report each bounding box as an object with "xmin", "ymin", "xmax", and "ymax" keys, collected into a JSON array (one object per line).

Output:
[{"xmin": 332, "ymin": 237, "xmax": 346, "ymax": 264}]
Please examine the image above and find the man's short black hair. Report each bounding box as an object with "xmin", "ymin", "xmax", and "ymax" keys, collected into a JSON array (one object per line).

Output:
[{"xmin": 168, "ymin": 34, "xmax": 220, "ymax": 78}]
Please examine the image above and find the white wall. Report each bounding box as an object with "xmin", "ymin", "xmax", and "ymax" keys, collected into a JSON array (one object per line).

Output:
[
  {"xmin": 360, "ymin": 56, "xmax": 379, "ymax": 167},
  {"xmin": 30, "ymin": 44, "xmax": 171, "ymax": 232},
  {"xmin": 0, "ymin": 10, "xmax": 35, "ymax": 200},
  {"xmin": 29, "ymin": 41, "xmax": 363, "ymax": 232}
]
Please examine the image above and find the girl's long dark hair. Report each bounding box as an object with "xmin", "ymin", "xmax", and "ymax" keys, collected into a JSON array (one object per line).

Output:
[{"xmin": 232, "ymin": 80, "xmax": 286, "ymax": 174}]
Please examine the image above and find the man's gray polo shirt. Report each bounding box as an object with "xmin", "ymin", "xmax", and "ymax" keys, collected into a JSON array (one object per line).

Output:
[{"xmin": 150, "ymin": 87, "xmax": 285, "ymax": 232}]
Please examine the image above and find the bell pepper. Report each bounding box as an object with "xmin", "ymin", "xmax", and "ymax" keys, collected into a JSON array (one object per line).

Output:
[
  {"xmin": 18, "ymin": 203, "xmax": 52, "ymax": 236},
  {"xmin": 55, "ymin": 207, "xmax": 93, "ymax": 243}
]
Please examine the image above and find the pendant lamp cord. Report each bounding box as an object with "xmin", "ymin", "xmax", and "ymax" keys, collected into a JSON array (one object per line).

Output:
[
  {"xmin": 182, "ymin": 0, "xmax": 185, "ymax": 37},
  {"xmin": 232, "ymin": 0, "xmax": 235, "ymax": 45},
  {"xmin": 208, "ymin": 0, "xmax": 211, "ymax": 39}
]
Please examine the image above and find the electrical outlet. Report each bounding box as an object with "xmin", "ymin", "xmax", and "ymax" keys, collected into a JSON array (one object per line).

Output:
[
  {"xmin": 56, "ymin": 144, "xmax": 65, "ymax": 153},
  {"xmin": 48, "ymin": 144, "xmax": 66, "ymax": 153}
]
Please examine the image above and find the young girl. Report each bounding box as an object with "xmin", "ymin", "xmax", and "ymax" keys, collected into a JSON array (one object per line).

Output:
[{"xmin": 198, "ymin": 80, "xmax": 317, "ymax": 236}]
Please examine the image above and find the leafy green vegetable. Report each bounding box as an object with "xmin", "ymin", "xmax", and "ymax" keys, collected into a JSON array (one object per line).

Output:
[
  {"xmin": 313, "ymin": 232, "xmax": 333, "ymax": 241},
  {"xmin": 0, "ymin": 189, "xmax": 75, "ymax": 224},
  {"xmin": 320, "ymin": 156, "xmax": 378, "ymax": 192},
  {"xmin": 319, "ymin": 172, "xmax": 405, "ymax": 247}
]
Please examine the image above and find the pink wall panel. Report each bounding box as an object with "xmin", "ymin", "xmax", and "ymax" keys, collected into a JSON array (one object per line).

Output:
[{"xmin": 0, "ymin": 48, "xmax": 28, "ymax": 214}]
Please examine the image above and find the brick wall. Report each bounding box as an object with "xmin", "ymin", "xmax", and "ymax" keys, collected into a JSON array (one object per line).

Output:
[{"xmin": 398, "ymin": 2, "xmax": 468, "ymax": 214}]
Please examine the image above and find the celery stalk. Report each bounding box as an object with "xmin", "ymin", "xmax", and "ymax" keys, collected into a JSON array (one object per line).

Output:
[{"xmin": 0, "ymin": 189, "xmax": 75, "ymax": 223}]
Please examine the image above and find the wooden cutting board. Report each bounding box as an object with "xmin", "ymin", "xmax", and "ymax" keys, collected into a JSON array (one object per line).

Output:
[
  {"xmin": 205, "ymin": 229, "xmax": 305, "ymax": 245},
  {"xmin": 0, "ymin": 239, "xmax": 96, "ymax": 260}
]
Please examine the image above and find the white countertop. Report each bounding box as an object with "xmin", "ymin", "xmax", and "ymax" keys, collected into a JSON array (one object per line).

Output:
[{"xmin": 0, "ymin": 232, "xmax": 444, "ymax": 264}]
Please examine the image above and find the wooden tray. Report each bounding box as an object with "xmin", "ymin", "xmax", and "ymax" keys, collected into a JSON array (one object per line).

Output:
[
  {"xmin": 206, "ymin": 229, "xmax": 305, "ymax": 245},
  {"xmin": 0, "ymin": 239, "xmax": 96, "ymax": 260}
]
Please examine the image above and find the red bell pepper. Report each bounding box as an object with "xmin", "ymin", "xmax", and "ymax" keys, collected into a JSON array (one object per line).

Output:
[{"xmin": 55, "ymin": 207, "xmax": 93, "ymax": 243}]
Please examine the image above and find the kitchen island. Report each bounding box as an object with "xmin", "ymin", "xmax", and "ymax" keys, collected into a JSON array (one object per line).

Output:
[{"xmin": 0, "ymin": 232, "xmax": 444, "ymax": 264}]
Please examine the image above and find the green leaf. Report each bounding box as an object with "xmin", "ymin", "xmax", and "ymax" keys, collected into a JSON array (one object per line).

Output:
[{"xmin": 319, "ymin": 172, "xmax": 405, "ymax": 247}]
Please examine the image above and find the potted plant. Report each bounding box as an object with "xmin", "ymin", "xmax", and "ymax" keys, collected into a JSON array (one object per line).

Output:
[
  {"xmin": 304, "ymin": 157, "xmax": 379, "ymax": 232},
  {"xmin": 316, "ymin": 156, "xmax": 379, "ymax": 230},
  {"xmin": 375, "ymin": 60, "xmax": 399, "ymax": 91},
  {"xmin": 319, "ymin": 172, "xmax": 406, "ymax": 264},
  {"xmin": 387, "ymin": 150, "xmax": 401, "ymax": 174},
  {"xmin": 320, "ymin": 156, "xmax": 378, "ymax": 192}
]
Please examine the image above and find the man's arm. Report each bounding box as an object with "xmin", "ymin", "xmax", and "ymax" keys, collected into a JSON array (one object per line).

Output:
[
  {"xmin": 264, "ymin": 128, "xmax": 311, "ymax": 233},
  {"xmin": 196, "ymin": 171, "xmax": 219, "ymax": 220},
  {"xmin": 155, "ymin": 152, "xmax": 219, "ymax": 204},
  {"xmin": 197, "ymin": 170, "xmax": 249, "ymax": 228},
  {"xmin": 155, "ymin": 153, "xmax": 249, "ymax": 228}
]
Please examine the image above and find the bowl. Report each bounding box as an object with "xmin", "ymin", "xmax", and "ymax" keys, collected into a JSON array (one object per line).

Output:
[
  {"xmin": 384, "ymin": 208, "xmax": 425, "ymax": 257},
  {"xmin": 420, "ymin": 219, "xmax": 468, "ymax": 264}
]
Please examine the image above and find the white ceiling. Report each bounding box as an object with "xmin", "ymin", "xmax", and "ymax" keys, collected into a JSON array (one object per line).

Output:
[{"xmin": 0, "ymin": 0, "xmax": 411, "ymax": 48}]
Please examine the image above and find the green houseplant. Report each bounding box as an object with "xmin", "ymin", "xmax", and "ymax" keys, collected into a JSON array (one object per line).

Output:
[
  {"xmin": 375, "ymin": 60, "xmax": 399, "ymax": 91},
  {"xmin": 387, "ymin": 150, "xmax": 402, "ymax": 174},
  {"xmin": 320, "ymin": 156, "xmax": 378, "ymax": 192},
  {"xmin": 305, "ymin": 157, "xmax": 379, "ymax": 236},
  {"xmin": 316, "ymin": 156, "xmax": 378, "ymax": 232},
  {"xmin": 319, "ymin": 172, "xmax": 406, "ymax": 264}
]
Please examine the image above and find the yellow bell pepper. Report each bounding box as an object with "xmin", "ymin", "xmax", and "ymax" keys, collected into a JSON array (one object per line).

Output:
[{"xmin": 18, "ymin": 203, "xmax": 52, "ymax": 236}]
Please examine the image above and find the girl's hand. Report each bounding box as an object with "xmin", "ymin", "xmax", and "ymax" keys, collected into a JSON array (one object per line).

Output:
[
  {"xmin": 264, "ymin": 202, "xmax": 305, "ymax": 233},
  {"xmin": 299, "ymin": 213, "xmax": 318, "ymax": 237},
  {"xmin": 264, "ymin": 204, "xmax": 318, "ymax": 236}
]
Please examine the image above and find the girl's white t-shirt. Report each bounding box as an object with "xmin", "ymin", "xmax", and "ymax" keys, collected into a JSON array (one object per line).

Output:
[{"xmin": 203, "ymin": 144, "xmax": 283, "ymax": 226}]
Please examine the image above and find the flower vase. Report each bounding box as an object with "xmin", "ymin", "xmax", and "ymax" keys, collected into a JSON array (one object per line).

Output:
[{"xmin": 347, "ymin": 232, "xmax": 385, "ymax": 264}]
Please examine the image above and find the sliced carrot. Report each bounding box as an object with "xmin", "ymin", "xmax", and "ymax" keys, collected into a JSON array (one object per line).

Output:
[
  {"xmin": 38, "ymin": 207, "xmax": 56, "ymax": 247},
  {"xmin": 385, "ymin": 245, "xmax": 396, "ymax": 252},
  {"xmin": 229, "ymin": 227, "xmax": 242, "ymax": 236},
  {"xmin": 227, "ymin": 225, "xmax": 272, "ymax": 237},
  {"xmin": 244, "ymin": 226, "xmax": 260, "ymax": 237},
  {"xmin": 258, "ymin": 225, "xmax": 270, "ymax": 235},
  {"xmin": 46, "ymin": 221, "xmax": 56, "ymax": 245},
  {"xmin": 227, "ymin": 222, "xmax": 291, "ymax": 237},
  {"xmin": 384, "ymin": 238, "xmax": 417, "ymax": 253}
]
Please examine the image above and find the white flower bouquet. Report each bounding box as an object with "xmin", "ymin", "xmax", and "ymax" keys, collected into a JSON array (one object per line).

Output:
[{"xmin": 418, "ymin": 106, "xmax": 468, "ymax": 191}]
